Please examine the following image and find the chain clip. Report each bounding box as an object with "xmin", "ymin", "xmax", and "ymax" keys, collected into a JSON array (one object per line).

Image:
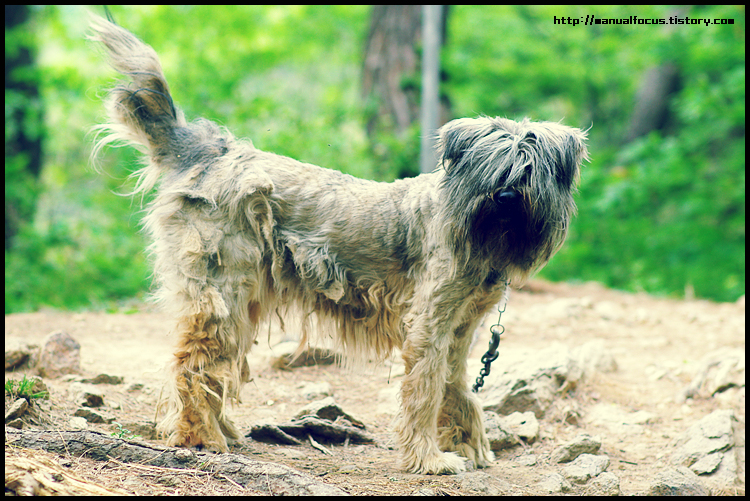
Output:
[{"xmin": 472, "ymin": 281, "xmax": 510, "ymax": 393}]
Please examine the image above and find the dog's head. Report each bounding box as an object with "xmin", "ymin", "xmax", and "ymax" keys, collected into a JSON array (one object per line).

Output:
[{"xmin": 436, "ymin": 116, "xmax": 589, "ymax": 280}]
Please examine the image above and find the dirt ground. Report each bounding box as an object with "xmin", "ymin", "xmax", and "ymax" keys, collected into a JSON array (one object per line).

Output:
[{"xmin": 5, "ymin": 280, "xmax": 745, "ymax": 495}]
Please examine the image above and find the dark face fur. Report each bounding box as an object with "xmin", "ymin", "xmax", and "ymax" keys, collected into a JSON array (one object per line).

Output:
[{"xmin": 436, "ymin": 116, "xmax": 588, "ymax": 278}]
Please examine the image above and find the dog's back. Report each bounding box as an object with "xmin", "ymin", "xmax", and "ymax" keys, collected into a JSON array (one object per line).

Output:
[{"xmin": 90, "ymin": 15, "xmax": 432, "ymax": 283}]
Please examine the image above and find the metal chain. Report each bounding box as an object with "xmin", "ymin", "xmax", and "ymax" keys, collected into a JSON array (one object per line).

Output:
[{"xmin": 472, "ymin": 281, "xmax": 510, "ymax": 393}]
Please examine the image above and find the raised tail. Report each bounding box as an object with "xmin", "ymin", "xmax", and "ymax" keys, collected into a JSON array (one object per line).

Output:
[{"xmin": 89, "ymin": 14, "xmax": 188, "ymax": 192}]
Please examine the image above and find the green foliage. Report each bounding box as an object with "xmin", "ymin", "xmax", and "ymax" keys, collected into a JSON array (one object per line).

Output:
[
  {"xmin": 111, "ymin": 422, "xmax": 142, "ymax": 440},
  {"xmin": 548, "ymin": 130, "xmax": 745, "ymax": 301},
  {"xmin": 4, "ymin": 5, "xmax": 745, "ymax": 312},
  {"xmin": 5, "ymin": 375, "xmax": 49, "ymax": 401},
  {"xmin": 5, "ymin": 210, "xmax": 150, "ymax": 313}
]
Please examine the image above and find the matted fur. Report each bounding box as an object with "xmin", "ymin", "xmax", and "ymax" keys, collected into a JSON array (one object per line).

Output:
[{"xmin": 89, "ymin": 15, "xmax": 588, "ymax": 474}]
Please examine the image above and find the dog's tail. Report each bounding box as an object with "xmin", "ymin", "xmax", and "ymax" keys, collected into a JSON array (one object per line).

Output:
[{"xmin": 89, "ymin": 14, "xmax": 191, "ymax": 193}]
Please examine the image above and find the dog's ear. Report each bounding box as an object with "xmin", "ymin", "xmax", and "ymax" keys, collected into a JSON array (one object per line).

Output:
[
  {"xmin": 553, "ymin": 128, "xmax": 588, "ymax": 188},
  {"xmin": 435, "ymin": 118, "xmax": 492, "ymax": 174}
]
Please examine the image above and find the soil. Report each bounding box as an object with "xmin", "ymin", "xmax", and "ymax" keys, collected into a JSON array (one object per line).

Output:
[{"xmin": 5, "ymin": 280, "xmax": 745, "ymax": 495}]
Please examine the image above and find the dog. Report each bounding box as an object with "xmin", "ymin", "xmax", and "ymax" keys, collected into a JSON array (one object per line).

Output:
[{"xmin": 90, "ymin": 15, "xmax": 588, "ymax": 474}]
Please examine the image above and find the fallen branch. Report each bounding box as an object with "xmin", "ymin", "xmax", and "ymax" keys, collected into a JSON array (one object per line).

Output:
[
  {"xmin": 5, "ymin": 447, "xmax": 126, "ymax": 496},
  {"xmin": 6, "ymin": 429, "xmax": 346, "ymax": 496},
  {"xmin": 250, "ymin": 416, "xmax": 375, "ymax": 445},
  {"xmin": 308, "ymin": 434, "xmax": 332, "ymax": 455}
]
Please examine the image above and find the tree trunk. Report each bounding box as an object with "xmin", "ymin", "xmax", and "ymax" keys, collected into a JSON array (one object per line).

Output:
[
  {"xmin": 362, "ymin": 5, "xmax": 449, "ymax": 139},
  {"xmin": 5, "ymin": 5, "xmax": 44, "ymax": 249}
]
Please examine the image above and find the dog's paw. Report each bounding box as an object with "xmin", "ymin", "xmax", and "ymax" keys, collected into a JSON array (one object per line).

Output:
[
  {"xmin": 476, "ymin": 447, "xmax": 495, "ymax": 468},
  {"xmin": 417, "ymin": 451, "xmax": 467, "ymax": 475},
  {"xmin": 455, "ymin": 442, "xmax": 495, "ymax": 469},
  {"xmin": 166, "ymin": 429, "xmax": 229, "ymax": 453}
]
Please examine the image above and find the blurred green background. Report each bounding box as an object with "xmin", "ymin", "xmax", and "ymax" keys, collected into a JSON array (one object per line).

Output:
[{"xmin": 5, "ymin": 5, "xmax": 745, "ymax": 312}]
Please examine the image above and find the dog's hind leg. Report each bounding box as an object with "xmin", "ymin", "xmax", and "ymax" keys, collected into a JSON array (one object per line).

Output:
[
  {"xmin": 160, "ymin": 285, "xmax": 255, "ymax": 452},
  {"xmin": 166, "ymin": 313, "xmax": 238, "ymax": 451},
  {"xmin": 153, "ymin": 219, "xmax": 262, "ymax": 451}
]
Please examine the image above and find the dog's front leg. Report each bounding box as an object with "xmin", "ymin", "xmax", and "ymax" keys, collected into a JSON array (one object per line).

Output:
[
  {"xmin": 438, "ymin": 320, "xmax": 495, "ymax": 468},
  {"xmin": 396, "ymin": 275, "xmax": 469, "ymax": 474}
]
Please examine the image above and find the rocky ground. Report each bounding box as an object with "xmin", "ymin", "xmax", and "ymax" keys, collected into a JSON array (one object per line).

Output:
[{"xmin": 5, "ymin": 280, "xmax": 745, "ymax": 495}]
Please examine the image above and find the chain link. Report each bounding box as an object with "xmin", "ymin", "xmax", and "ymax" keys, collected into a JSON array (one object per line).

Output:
[{"xmin": 472, "ymin": 281, "xmax": 510, "ymax": 393}]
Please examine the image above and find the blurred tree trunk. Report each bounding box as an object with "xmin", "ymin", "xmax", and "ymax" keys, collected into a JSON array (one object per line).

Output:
[
  {"xmin": 6, "ymin": 5, "xmax": 44, "ymax": 249},
  {"xmin": 362, "ymin": 5, "xmax": 450, "ymax": 139},
  {"xmin": 625, "ymin": 7, "xmax": 685, "ymax": 143},
  {"xmin": 625, "ymin": 63, "xmax": 681, "ymax": 142},
  {"xmin": 420, "ymin": 5, "xmax": 442, "ymax": 174}
]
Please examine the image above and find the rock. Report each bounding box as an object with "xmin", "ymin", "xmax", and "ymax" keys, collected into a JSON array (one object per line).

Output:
[
  {"xmin": 672, "ymin": 409, "xmax": 735, "ymax": 466},
  {"xmin": 585, "ymin": 471, "xmax": 620, "ymax": 496},
  {"xmin": 114, "ymin": 421, "xmax": 157, "ymax": 440},
  {"xmin": 299, "ymin": 381, "xmax": 331, "ymax": 400},
  {"xmin": 74, "ymin": 408, "xmax": 116, "ymax": 424},
  {"xmin": 70, "ymin": 383, "xmax": 105, "ymax": 408},
  {"xmin": 537, "ymin": 472, "xmax": 573, "ymax": 494},
  {"xmin": 5, "ymin": 398, "xmax": 29, "ymax": 422},
  {"xmin": 671, "ymin": 409, "xmax": 741, "ymax": 488},
  {"xmin": 480, "ymin": 343, "xmax": 583, "ymax": 418},
  {"xmin": 173, "ymin": 448, "xmax": 194, "ymax": 462},
  {"xmin": 126, "ymin": 382, "xmax": 145, "ymax": 392},
  {"xmin": 37, "ymin": 331, "xmax": 81, "ymax": 378},
  {"xmin": 649, "ymin": 467, "xmax": 708, "ymax": 496},
  {"xmin": 571, "ymin": 339, "xmax": 618, "ymax": 375},
  {"xmin": 413, "ymin": 488, "xmax": 436, "ymax": 496},
  {"xmin": 271, "ymin": 342, "xmax": 338, "ymax": 369},
  {"xmin": 6, "ymin": 418, "xmax": 24, "ymax": 429},
  {"xmin": 678, "ymin": 348, "xmax": 745, "ymax": 402},
  {"xmin": 690, "ymin": 453, "xmax": 723, "ymax": 475},
  {"xmin": 69, "ymin": 416, "xmax": 89, "ymax": 430},
  {"xmin": 295, "ymin": 396, "xmax": 364, "ymax": 428},
  {"xmin": 551, "ymin": 433, "xmax": 602, "ymax": 463},
  {"xmin": 27, "ymin": 377, "xmax": 49, "ymax": 399},
  {"xmin": 484, "ymin": 410, "xmax": 517, "ymax": 451},
  {"xmin": 503, "ymin": 411, "xmax": 539, "ymax": 443},
  {"xmin": 5, "ymin": 339, "xmax": 39, "ymax": 371},
  {"xmin": 82, "ymin": 373, "xmax": 124, "ymax": 385},
  {"xmin": 561, "ymin": 454, "xmax": 610, "ymax": 484},
  {"xmin": 483, "ymin": 410, "xmax": 538, "ymax": 450},
  {"xmin": 458, "ymin": 471, "xmax": 511, "ymax": 495},
  {"xmin": 516, "ymin": 453, "xmax": 537, "ymax": 466}
]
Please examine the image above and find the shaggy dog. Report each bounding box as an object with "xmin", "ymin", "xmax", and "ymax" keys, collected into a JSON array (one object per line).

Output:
[{"xmin": 90, "ymin": 16, "xmax": 588, "ymax": 474}]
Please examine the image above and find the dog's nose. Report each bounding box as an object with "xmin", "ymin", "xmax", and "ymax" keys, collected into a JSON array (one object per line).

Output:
[{"xmin": 492, "ymin": 190, "xmax": 522, "ymax": 222}]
